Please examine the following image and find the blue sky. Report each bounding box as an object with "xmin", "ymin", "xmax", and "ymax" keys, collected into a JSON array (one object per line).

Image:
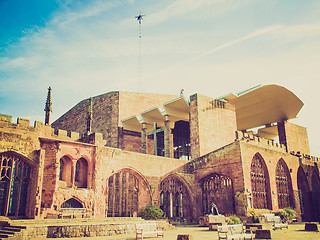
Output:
[{"xmin": 1, "ymin": 0, "xmax": 320, "ymax": 155}]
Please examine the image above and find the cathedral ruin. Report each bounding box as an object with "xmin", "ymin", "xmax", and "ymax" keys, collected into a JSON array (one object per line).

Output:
[{"xmin": 1, "ymin": 84, "xmax": 319, "ymax": 222}]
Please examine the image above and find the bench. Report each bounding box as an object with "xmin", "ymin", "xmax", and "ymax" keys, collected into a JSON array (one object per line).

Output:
[
  {"xmin": 273, "ymin": 222, "xmax": 288, "ymax": 230},
  {"xmin": 217, "ymin": 224, "xmax": 253, "ymax": 240},
  {"xmin": 262, "ymin": 213, "xmax": 288, "ymax": 230},
  {"xmin": 58, "ymin": 208, "xmax": 90, "ymax": 219},
  {"xmin": 135, "ymin": 223, "xmax": 164, "ymax": 240}
]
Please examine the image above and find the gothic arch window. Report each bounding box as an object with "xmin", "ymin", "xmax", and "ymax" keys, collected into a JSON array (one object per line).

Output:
[
  {"xmin": 0, "ymin": 152, "xmax": 32, "ymax": 217},
  {"xmin": 160, "ymin": 175, "xmax": 192, "ymax": 220},
  {"xmin": 311, "ymin": 171, "xmax": 320, "ymax": 221},
  {"xmin": 276, "ymin": 159, "xmax": 294, "ymax": 209},
  {"xmin": 297, "ymin": 167, "xmax": 312, "ymax": 221},
  {"xmin": 250, "ymin": 153, "xmax": 271, "ymax": 209},
  {"xmin": 61, "ymin": 198, "xmax": 83, "ymax": 208},
  {"xmin": 75, "ymin": 158, "xmax": 88, "ymax": 188},
  {"xmin": 59, "ymin": 156, "xmax": 73, "ymax": 187},
  {"xmin": 201, "ymin": 173, "xmax": 234, "ymax": 215},
  {"xmin": 107, "ymin": 170, "xmax": 141, "ymax": 217}
]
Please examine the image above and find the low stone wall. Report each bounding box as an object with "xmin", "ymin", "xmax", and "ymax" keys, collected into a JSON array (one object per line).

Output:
[{"xmin": 10, "ymin": 219, "xmax": 171, "ymax": 239}]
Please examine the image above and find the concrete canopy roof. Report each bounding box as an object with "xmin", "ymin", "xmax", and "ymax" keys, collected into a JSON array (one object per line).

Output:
[
  {"xmin": 121, "ymin": 96, "xmax": 190, "ymax": 132},
  {"xmin": 226, "ymin": 84, "xmax": 304, "ymax": 131}
]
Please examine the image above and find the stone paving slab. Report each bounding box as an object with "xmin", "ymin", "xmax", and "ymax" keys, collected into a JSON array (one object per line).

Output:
[{"xmin": 39, "ymin": 223, "xmax": 320, "ymax": 240}]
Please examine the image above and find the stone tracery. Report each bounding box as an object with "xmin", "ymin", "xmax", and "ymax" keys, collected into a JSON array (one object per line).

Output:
[
  {"xmin": 201, "ymin": 173, "xmax": 234, "ymax": 215},
  {"xmin": 250, "ymin": 153, "xmax": 271, "ymax": 209},
  {"xmin": 160, "ymin": 175, "xmax": 192, "ymax": 220},
  {"xmin": 0, "ymin": 152, "xmax": 31, "ymax": 217}
]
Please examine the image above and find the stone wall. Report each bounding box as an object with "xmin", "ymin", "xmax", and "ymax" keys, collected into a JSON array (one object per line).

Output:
[
  {"xmin": 283, "ymin": 121, "xmax": 310, "ymax": 154},
  {"xmin": 52, "ymin": 91, "xmax": 120, "ymax": 148},
  {"xmin": 238, "ymin": 138, "xmax": 300, "ymax": 213},
  {"xmin": 189, "ymin": 94, "xmax": 237, "ymax": 158}
]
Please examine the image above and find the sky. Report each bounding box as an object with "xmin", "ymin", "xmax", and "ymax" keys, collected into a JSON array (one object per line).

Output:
[{"xmin": 0, "ymin": 0, "xmax": 320, "ymax": 155}]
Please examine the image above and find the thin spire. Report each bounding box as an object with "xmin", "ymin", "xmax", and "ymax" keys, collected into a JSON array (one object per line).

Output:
[
  {"xmin": 44, "ymin": 86, "xmax": 52, "ymax": 125},
  {"xmin": 86, "ymin": 97, "xmax": 93, "ymax": 133}
]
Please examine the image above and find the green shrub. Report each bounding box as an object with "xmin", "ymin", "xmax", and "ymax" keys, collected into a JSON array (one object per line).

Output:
[
  {"xmin": 283, "ymin": 207, "xmax": 296, "ymax": 220},
  {"xmin": 249, "ymin": 208, "xmax": 260, "ymax": 223},
  {"xmin": 226, "ymin": 215, "xmax": 241, "ymax": 225},
  {"xmin": 141, "ymin": 205, "xmax": 164, "ymax": 220},
  {"xmin": 275, "ymin": 207, "xmax": 296, "ymax": 222}
]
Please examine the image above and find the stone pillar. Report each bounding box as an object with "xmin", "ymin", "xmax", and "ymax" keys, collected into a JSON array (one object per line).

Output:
[
  {"xmin": 277, "ymin": 120, "xmax": 288, "ymax": 152},
  {"xmin": 164, "ymin": 116, "xmax": 171, "ymax": 158},
  {"xmin": 141, "ymin": 123, "xmax": 147, "ymax": 154},
  {"xmin": 34, "ymin": 149, "xmax": 45, "ymax": 219}
]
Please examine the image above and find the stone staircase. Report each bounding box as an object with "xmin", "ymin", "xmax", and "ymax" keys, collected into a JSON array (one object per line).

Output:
[{"xmin": 0, "ymin": 223, "xmax": 26, "ymax": 240}]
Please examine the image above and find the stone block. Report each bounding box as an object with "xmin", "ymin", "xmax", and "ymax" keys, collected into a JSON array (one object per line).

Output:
[
  {"xmin": 177, "ymin": 234, "xmax": 193, "ymax": 240},
  {"xmin": 305, "ymin": 223, "xmax": 319, "ymax": 232},
  {"xmin": 255, "ymin": 229, "xmax": 271, "ymax": 239},
  {"xmin": 0, "ymin": 114, "xmax": 12, "ymax": 123},
  {"xmin": 34, "ymin": 121, "xmax": 44, "ymax": 128},
  {"xmin": 17, "ymin": 117, "xmax": 30, "ymax": 128}
]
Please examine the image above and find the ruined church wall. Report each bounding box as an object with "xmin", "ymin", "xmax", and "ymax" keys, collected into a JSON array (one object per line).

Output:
[
  {"xmin": 93, "ymin": 147, "xmax": 188, "ymax": 216},
  {"xmin": 167, "ymin": 142, "xmax": 244, "ymax": 218},
  {"xmin": 238, "ymin": 139, "xmax": 301, "ymax": 213},
  {"xmin": 0, "ymin": 115, "xmax": 50, "ymax": 218},
  {"xmin": 52, "ymin": 92, "xmax": 120, "ymax": 148}
]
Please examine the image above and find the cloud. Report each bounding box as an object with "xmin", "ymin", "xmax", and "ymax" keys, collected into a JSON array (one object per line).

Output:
[
  {"xmin": 145, "ymin": 0, "xmax": 219, "ymax": 25},
  {"xmin": 268, "ymin": 23, "xmax": 320, "ymax": 40},
  {"xmin": 200, "ymin": 24, "xmax": 285, "ymax": 57}
]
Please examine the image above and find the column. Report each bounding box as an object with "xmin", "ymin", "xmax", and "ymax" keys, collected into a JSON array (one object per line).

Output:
[
  {"xmin": 141, "ymin": 123, "xmax": 147, "ymax": 154},
  {"xmin": 164, "ymin": 116, "xmax": 171, "ymax": 158}
]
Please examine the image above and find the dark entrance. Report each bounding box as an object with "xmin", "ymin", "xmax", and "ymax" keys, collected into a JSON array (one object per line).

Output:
[
  {"xmin": 0, "ymin": 152, "xmax": 31, "ymax": 217},
  {"xmin": 172, "ymin": 121, "xmax": 190, "ymax": 160},
  {"xmin": 311, "ymin": 171, "xmax": 320, "ymax": 221},
  {"xmin": 297, "ymin": 167, "xmax": 312, "ymax": 221}
]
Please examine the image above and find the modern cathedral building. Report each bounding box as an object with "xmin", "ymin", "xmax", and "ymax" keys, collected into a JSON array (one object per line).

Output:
[{"xmin": 0, "ymin": 84, "xmax": 319, "ymax": 222}]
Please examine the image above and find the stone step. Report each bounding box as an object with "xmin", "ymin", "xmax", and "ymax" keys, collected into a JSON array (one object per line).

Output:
[
  {"xmin": 3, "ymin": 226, "xmax": 22, "ymax": 232},
  {"xmin": 11, "ymin": 217, "xmax": 145, "ymax": 226},
  {"xmin": 0, "ymin": 234, "xmax": 10, "ymax": 238},
  {"xmin": 0, "ymin": 230, "xmax": 14, "ymax": 235}
]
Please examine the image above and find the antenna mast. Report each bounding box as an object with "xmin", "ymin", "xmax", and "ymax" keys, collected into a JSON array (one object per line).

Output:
[{"xmin": 135, "ymin": 12, "xmax": 145, "ymax": 91}]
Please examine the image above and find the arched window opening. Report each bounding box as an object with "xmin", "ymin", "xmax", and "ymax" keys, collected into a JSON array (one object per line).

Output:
[
  {"xmin": 297, "ymin": 167, "xmax": 312, "ymax": 221},
  {"xmin": 160, "ymin": 175, "xmax": 192, "ymax": 220},
  {"xmin": 251, "ymin": 153, "xmax": 271, "ymax": 209},
  {"xmin": 107, "ymin": 170, "xmax": 140, "ymax": 217},
  {"xmin": 201, "ymin": 173, "xmax": 234, "ymax": 215},
  {"xmin": 75, "ymin": 158, "xmax": 88, "ymax": 188},
  {"xmin": 311, "ymin": 171, "xmax": 320, "ymax": 221},
  {"xmin": 59, "ymin": 160, "xmax": 64, "ymax": 180},
  {"xmin": 0, "ymin": 152, "xmax": 31, "ymax": 217},
  {"xmin": 59, "ymin": 156, "xmax": 73, "ymax": 187},
  {"xmin": 61, "ymin": 198, "xmax": 83, "ymax": 208},
  {"xmin": 276, "ymin": 159, "xmax": 294, "ymax": 209}
]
